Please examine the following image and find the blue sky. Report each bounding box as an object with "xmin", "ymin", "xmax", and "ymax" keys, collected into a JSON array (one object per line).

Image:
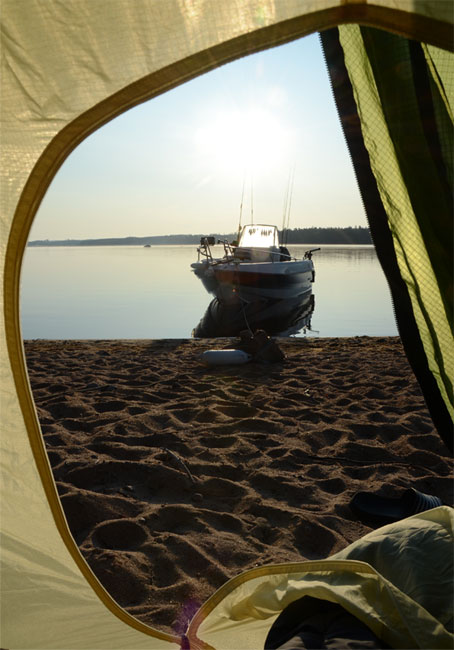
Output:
[{"xmin": 30, "ymin": 33, "xmax": 367, "ymax": 240}]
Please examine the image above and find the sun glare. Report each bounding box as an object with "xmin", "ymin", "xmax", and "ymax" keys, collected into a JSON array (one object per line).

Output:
[{"xmin": 194, "ymin": 107, "xmax": 292, "ymax": 178}]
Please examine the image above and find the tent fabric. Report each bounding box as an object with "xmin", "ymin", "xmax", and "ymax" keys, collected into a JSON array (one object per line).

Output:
[
  {"xmin": 319, "ymin": 25, "xmax": 454, "ymax": 451},
  {"xmin": 187, "ymin": 507, "xmax": 454, "ymax": 649},
  {"xmin": 1, "ymin": 2, "xmax": 453, "ymax": 649}
]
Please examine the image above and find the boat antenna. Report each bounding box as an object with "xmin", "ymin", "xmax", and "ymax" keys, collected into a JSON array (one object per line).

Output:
[
  {"xmin": 250, "ymin": 176, "xmax": 254, "ymax": 224},
  {"xmin": 284, "ymin": 165, "xmax": 295, "ymax": 245},
  {"xmin": 281, "ymin": 170, "xmax": 292, "ymax": 242},
  {"xmin": 238, "ymin": 175, "xmax": 246, "ymax": 240}
]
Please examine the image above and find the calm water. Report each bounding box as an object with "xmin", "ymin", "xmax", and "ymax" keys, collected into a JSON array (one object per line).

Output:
[{"xmin": 20, "ymin": 245, "xmax": 398, "ymax": 339}]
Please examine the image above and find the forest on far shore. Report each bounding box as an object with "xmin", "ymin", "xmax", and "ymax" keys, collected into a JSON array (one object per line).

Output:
[
  {"xmin": 28, "ymin": 226, "xmax": 372, "ymax": 246},
  {"xmin": 280, "ymin": 226, "xmax": 371, "ymax": 245}
]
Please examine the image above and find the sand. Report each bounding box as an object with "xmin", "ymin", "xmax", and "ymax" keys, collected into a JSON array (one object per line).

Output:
[{"xmin": 24, "ymin": 336, "xmax": 453, "ymax": 637}]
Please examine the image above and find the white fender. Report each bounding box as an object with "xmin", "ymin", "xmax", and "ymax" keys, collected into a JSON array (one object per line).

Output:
[{"xmin": 201, "ymin": 349, "xmax": 252, "ymax": 366}]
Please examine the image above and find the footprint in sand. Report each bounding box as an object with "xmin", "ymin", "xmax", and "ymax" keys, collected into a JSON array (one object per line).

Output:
[
  {"xmin": 154, "ymin": 534, "xmax": 231, "ymax": 585},
  {"xmin": 241, "ymin": 418, "xmax": 278, "ymax": 434},
  {"xmin": 402, "ymin": 414, "xmax": 434, "ymax": 433},
  {"xmin": 142, "ymin": 547, "xmax": 181, "ymax": 587},
  {"xmin": 87, "ymin": 548, "xmax": 149, "ymax": 605},
  {"xmin": 195, "ymin": 407, "xmax": 224, "ymax": 424},
  {"xmin": 46, "ymin": 450, "xmax": 63, "ymax": 467},
  {"xmin": 342, "ymin": 464, "xmax": 377, "ymax": 481},
  {"xmin": 43, "ymin": 431, "xmax": 71, "ymax": 446},
  {"xmin": 203, "ymin": 510, "xmax": 248, "ymax": 535},
  {"xmin": 128, "ymin": 406, "xmax": 148, "ymax": 415},
  {"xmin": 350, "ymin": 422, "xmax": 401, "ymax": 442},
  {"xmin": 217, "ymin": 403, "xmax": 259, "ymax": 418},
  {"xmin": 93, "ymin": 400, "xmax": 126, "ymax": 413},
  {"xmin": 368, "ymin": 411, "xmax": 391, "ymax": 423},
  {"xmin": 293, "ymin": 519, "xmax": 338, "ymax": 559},
  {"xmin": 200, "ymin": 434, "xmax": 236, "ymax": 449},
  {"xmin": 87, "ymin": 441, "xmax": 148, "ymax": 461},
  {"xmin": 48, "ymin": 400, "xmax": 89, "ymax": 419},
  {"xmin": 268, "ymin": 456, "xmax": 298, "ymax": 471},
  {"xmin": 149, "ymin": 505, "xmax": 208, "ymax": 535},
  {"xmin": 201, "ymin": 476, "xmax": 249, "ymax": 500},
  {"xmin": 407, "ymin": 432, "xmax": 444, "ymax": 453},
  {"xmin": 94, "ymin": 519, "xmax": 148, "ymax": 549},
  {"xmin": 248, "ymin": 517, "xmax": 279, "ymax": 544},
  {"xmin": 266, "ymin": 447, "xmax": 287, "ymax": 458},
  {"xmin": 61, "ymin": 491, "xmax": 142, "ymax": 538},
  {"xmin": 169, "ymin": 407, "xmax": 200, "ymax": 423},
  {"xmin": 249, "ymin": 472, "xmax": 294, "ymax": 500},
  {"xmin": 247, "ymin": 502, "xmax": 293, "ymax": 529},
  {"xmin": 305, "ymin": 465, "xmax": 326, "ymax": 479},
  {"xmin": 318, "ymin": 477, "xmax": 346, "ymax": 495}
]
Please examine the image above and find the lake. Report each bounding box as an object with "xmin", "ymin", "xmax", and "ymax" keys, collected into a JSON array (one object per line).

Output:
[{"xmin": 20, "ymin": 245, "xmax": 398, "ymax": 339}]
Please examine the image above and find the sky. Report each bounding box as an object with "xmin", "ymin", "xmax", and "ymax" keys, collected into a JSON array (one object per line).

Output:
[{"xmin": 30, "ymin": 33, "xmax": 367, "ymax": 241}]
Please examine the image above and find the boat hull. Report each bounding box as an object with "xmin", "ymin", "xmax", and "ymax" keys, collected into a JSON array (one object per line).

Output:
[
  {"xmin": 213, "ymin": 260, "xmax": 314, "ymax": 300},
  {"xmin": 191, "ymin": 261, "xmax": 219, "ymax": 293}
]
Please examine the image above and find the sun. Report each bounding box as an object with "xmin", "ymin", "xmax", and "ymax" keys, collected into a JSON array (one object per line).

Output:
[{"xmin": 194, "ymin": 107, "xmax": 292, "ymax": 179}]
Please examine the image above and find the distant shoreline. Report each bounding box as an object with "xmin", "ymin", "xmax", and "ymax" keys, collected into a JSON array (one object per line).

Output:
[{"xmin": 28, "ymin": 226, "xmax": 372, "ymax": 247}]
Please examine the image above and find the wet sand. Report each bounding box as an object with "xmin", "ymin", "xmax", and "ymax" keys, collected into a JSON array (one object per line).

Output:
[{"xmin": 24, "ymin": 336, "xmax": 453, "ymax": 636}]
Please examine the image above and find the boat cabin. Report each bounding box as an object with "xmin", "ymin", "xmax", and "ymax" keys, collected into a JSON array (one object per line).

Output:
[{"xmin": 234, "ymin": 224, "xmax": 282, "ymax": 262}]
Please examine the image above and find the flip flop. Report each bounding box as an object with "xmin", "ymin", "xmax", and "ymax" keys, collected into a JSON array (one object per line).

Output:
[{"xmin": 349, "ymin": 488, "xmax": 442, "ymax": 526}]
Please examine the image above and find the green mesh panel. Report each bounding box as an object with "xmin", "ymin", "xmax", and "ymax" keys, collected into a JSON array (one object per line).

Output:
[{"xmin": 336, "ymin": 25, "xmax": 453, "ymax": 433}]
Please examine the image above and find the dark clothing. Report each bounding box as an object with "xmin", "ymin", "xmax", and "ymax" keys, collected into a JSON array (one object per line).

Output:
[{"xmin": 265, "ymin": 596, "xmax": 390, "ymax": 649}]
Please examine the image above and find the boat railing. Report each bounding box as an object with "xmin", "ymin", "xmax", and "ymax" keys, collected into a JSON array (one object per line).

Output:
[
  {"xmin": 196, "ymin": 237, "xmax": 236, "ymax": 263},
  {"xmin": 196, "ymin": 236, "xmax": 216, "ymax": 262},
  {"xmin": 196, "ymin": 240, "xmax": 320, "ymax": 263},
  {"xmin": 304, "ymin": 248, "xmax": 321, "ymax": 260},
  {"xmin": 227, "ymin": 246, "xmax": 320, "ymax": 262},
  {"xmin": 217, "ymin": 239, "xmax": 235, "ymax": 257},
  {"xmin": 232, "ymin": 245, "xmax": 298, "ymax": 263}
]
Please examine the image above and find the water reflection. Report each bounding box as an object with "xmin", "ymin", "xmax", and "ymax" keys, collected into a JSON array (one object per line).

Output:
[
  {"xmin": 193, "ymin": 292, "xmax": 315, "ymax": 338},
  {"xmin": 21, "ymin": 245, "xmax": 397, "ymax": 339}
]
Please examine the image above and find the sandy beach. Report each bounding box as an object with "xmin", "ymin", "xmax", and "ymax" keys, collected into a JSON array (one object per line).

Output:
[{"xmin": 24, "ymin": 336, "xmax": 453, "ymax": 637}]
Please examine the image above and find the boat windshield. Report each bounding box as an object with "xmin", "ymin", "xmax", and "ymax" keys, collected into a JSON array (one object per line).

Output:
[{"xmin": 238, "ymin": 225, "xmax": 279, "ymax": 248}]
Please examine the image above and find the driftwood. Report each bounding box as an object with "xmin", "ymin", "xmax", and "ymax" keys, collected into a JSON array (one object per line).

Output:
[{"xmin": 163, "ymin": 447, "xmax": 196, "ymax": 484}]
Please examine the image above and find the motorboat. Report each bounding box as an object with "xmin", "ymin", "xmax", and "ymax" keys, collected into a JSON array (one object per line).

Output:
[{"xmin": 191, "ymin": 224, "xmax": 319, "ymax": 301}]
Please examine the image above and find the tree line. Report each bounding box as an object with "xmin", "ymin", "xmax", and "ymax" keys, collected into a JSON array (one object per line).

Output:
[
  {"xmin": 280, "ymin": 226, "xmax": 372, "ymax": 245},
  {"xmin": 28, "ymin": 226, "xmax": 372, "ymax": 247}
]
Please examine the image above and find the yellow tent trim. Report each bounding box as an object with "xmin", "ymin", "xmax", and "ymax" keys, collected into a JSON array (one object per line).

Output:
[{"xmin": 2, "ymin": 1, "xmax": 452, "ymax": 648}]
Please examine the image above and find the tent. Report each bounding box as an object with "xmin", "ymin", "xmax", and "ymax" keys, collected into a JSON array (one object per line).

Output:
[{"xmin": 1, "ymin": 1, "xmax": 452, "ymax": 648}]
